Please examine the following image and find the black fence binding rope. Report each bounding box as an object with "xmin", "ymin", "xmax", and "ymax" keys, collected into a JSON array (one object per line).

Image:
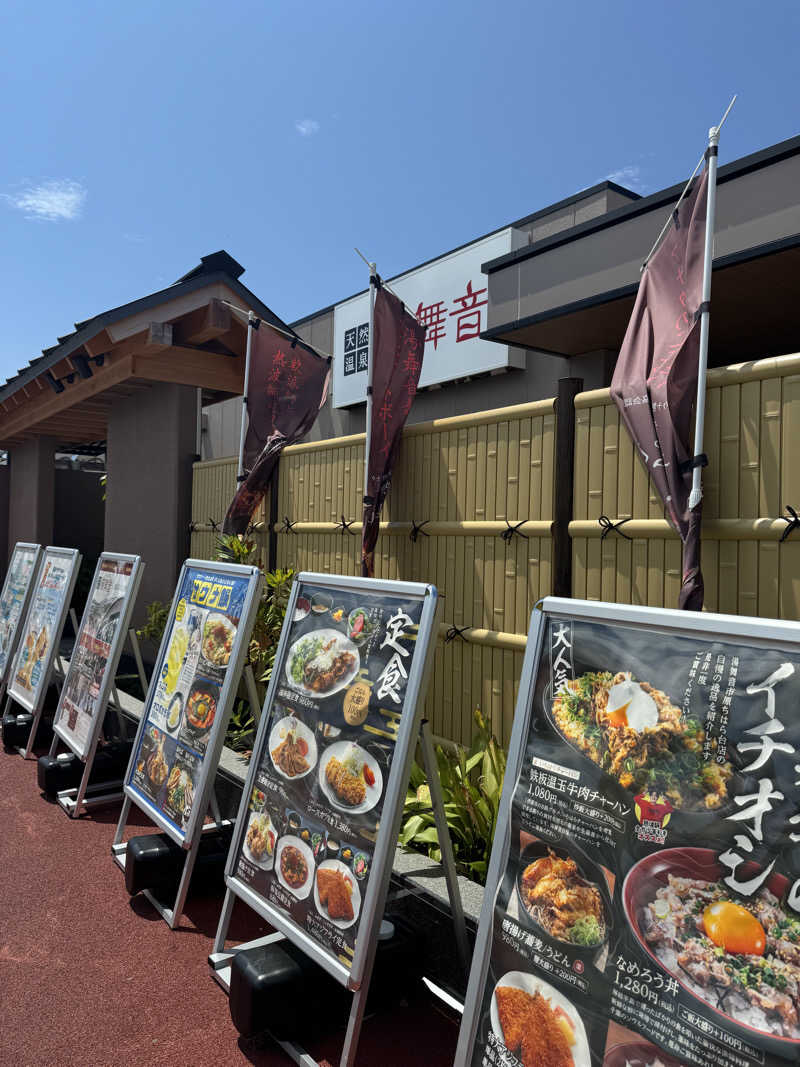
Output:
[
  {"xmin": 444, "ymin": 625, "xmax": 469, "ymax": 644},
  {"xmin": 410, "ymin": 520, "xmax": 430, "ymax": 543},
  {"xmin": 337, "ymin": 515, "xmax": 355, "ymax": 535},
  {"xmin": 281, "ymin": 517, "xmax": 297, "ymax": 534},
  {"xmin": 779, "ymin": 505, "xmax": 800, "ymax": 542},
  {"xmin": 501, "ymin": 520, "xmax": 528, "ymax": 543},
  {"xmin": 598, "ymin": 515, "xmax": 632, "ymax": 541}
]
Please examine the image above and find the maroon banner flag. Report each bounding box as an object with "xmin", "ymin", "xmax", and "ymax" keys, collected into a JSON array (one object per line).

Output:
[
  {"xmin": 610, "ymin": 168, "xmax": 708, "ymax": 610},
  {"xmin": 223, "ymin": 325, "xmax": 330, "ymax": 535},
  {"xmin": 361, "ymin": 286, "xmax": 426, "ymax": 577}
]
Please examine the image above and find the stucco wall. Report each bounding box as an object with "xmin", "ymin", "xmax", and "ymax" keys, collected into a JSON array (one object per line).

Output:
[
  {"xmin": 8, "ymin": 436, "xmax": 56, "ymax": 550},
  {"xmin": 105, "ymin": 384, "xmax": 198, "ymax": 623},
  {"xmin": 201, "ymin": 343, "xmax": 613, "ymax": 459}
]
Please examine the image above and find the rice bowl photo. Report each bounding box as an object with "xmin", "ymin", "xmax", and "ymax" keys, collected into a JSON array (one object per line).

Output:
[{"xmin": 624, "ymin": 847, "xmax": 800, "ymax": 1052}]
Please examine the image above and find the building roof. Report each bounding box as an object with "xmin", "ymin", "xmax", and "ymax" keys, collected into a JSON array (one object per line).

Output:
[
  {"xmin": 0, "ymin": 251, "xmax": 295, "ymax": 448},
  {"xmin": 0, "ymin": 251, "xmax": 287, "ymax": 405},
  {"xmin": 289, "ymin": 180, "xmax": 641, "ymax": 329}
]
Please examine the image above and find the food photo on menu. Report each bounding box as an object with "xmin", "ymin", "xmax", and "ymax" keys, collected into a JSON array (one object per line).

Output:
[
  {"xmin": 232, "ymin": 582, "xmax": 421, "ymax": 966},
  {"xmin": 0, "ymin": 546, "xmax": 38, "ymax": 675},
  {"xmin": 127, "ymin": 567, "xmax": 248, "ymax": 834},
  {"xmin": 12, "ymin": 555, "xmax": 72, "ymax": 702},
  {"xmin": 466, "ymin": 614, "xmax": 800, "ymax": 1067},
  {"xmin": 54, "ymin": 558, "xmax": 135, "ymax": 755}
]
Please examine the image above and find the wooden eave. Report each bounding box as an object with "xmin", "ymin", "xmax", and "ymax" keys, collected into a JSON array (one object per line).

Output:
[{"xmin": 0, "ymin": 298, "xmax": 246, "ymax": 448}]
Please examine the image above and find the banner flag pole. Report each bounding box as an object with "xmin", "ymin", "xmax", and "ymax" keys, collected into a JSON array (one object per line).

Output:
[
  {"xmin": 688, "ymin": 123, "xmax": 722, "ymax": 511},
  {"xmin": 361, "ymin": 259, "xmax": 377, "ymax": 576},
  {"xmin": 236, "ymin": 314, "xmax": 256, "ymax": 484}
]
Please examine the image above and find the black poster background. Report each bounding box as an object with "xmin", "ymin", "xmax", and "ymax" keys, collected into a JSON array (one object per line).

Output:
[
  {"xmin": 232, "ymin": 581, "xmax": 425, "ymax": 970},
  {"xmin": 468, "ymin": 616, "xmax": 800, "ymax": 1067}
]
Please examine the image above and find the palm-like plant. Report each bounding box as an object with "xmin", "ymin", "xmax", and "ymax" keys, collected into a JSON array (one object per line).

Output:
[{"xmin": 400, "ymin": 708, "xmax": 507, "ymax": 885}]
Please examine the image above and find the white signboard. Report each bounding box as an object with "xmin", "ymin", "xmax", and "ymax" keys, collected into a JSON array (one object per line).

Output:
[{"xmin": 333, "ymin": 229, "xmax": 523, "ymax": 408}]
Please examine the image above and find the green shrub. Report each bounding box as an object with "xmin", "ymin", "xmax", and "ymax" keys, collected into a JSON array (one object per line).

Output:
[
  {"xmin": 134, "ymin": 535, "xmax": 295, "ymax": 759},
  {"xmin": 399, "ymin": 708, "xmax": 507, "ymax": 885}
]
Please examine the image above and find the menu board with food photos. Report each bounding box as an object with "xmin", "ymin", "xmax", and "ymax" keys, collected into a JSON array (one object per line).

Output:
[
  {"xmin": 124, "ymin": 560, "xmax": 263, "ymax": 845},
  {"xmin": 8, "ymin": 546, "xmax": 81, "ymax": 716},
  {"xmin": 456, "ymin": 598, "xmax": 800, "ymax": 1067},
  {"xmin": 0, "ymin": 542, "xmax": 42, "ymax": 686},
  {"xmin": 225, "ymin": 574, "xmax": 439, "ymax": 983},
  {"xmin": 53, "ymin": 553, "xmax": 144, "ymax": 760}
]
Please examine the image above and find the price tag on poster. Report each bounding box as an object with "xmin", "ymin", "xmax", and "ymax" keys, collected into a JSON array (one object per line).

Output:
[
  {"xmin": 222, "ymin": 573, "xmax": 439, "ymax": 987},
  {"xmin": 0, "ymin": 542, "xmax": 42, "ymax": 691},
  {"xmin": 121, "ymin": 560, "xmax": 263, "ymax": 847},
  {"xmin": 7, "ymin": 547, "xmax": 82, "ymax": 756},
  {"xmin": 53, "ymin": 553, "xmax": 144, "ymax": 761},
  {"xmin": 456, "ymin": 597, "xmax": 800, "ymax": 1067}
]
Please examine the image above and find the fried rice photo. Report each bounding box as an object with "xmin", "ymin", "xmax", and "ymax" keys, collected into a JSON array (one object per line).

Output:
[{"xmin": 551, "ymin": 671, "xmax": 732, "ymax": 810}]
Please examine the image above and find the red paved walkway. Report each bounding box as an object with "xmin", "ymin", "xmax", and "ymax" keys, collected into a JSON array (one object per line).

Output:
[{"xmin": 0, "ymin": 747, "xmax": 459, "ymax": 1066}]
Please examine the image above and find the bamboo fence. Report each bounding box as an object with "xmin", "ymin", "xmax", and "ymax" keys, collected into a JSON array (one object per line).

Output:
[
  {"xmin": 572, "ymin": 352, "xmax": 800, "ymax": 618},
  {"xmin": 190, "ymin": 351, "xmax": 800, "ymax": 747},
  {"xmin": 191, "ymin": 399, "xmax": 558, "ymax": 747}
]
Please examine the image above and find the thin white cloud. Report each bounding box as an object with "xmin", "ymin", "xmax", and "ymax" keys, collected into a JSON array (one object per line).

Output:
[
  {"xmin": 606, "ymin": 165, "xmax": 648, "ymax": 194},
  {"xmin": 2, "ymin": 179, "xmax": 87, "ymax": 221},
  {"xmin": 295, "ymin": 118, "xmax": 320, "ymax": 137},
  {"xmin": 123, "ymin": 232, "xmax": 147, "ymax": 243}
]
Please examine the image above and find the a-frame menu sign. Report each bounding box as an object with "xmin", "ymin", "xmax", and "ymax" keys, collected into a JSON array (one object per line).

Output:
[{"xmin": 212, "ymin": 571, "xmax": 440, "ymax": 1067}]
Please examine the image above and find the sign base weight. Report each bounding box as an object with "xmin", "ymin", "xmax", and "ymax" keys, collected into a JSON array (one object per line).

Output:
[{"xmin": 56, "ymin": 781, "xmax": 124, "ymax": 815}]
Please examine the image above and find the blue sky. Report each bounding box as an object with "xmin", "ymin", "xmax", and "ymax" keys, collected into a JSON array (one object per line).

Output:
[{"xmin": 1, "ymin": 0, "xmax": 798, "ymax": 382}]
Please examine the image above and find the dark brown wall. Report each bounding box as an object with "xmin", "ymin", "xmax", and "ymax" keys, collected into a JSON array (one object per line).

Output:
[{"xmin": 54, "ymin": 468, "xmax": 105, "ymax": 559}]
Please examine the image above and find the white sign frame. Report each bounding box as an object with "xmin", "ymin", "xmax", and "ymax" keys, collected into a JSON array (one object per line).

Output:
[
  {"xmin": 118, "ymin": 558, "xmax": 264, "ymax": 849},
  {"xmin": 455, "ymin": 596, "xmax": 800, "ymax": 1067},
  {"xmin": 6, "ymin": 545, "xmax": 82, "ymax": 758},
  {"xmin": 0, "ymin": 541, "xmax": 43, "ymax": 694},
  {"xmin": 210, "ymin": 572, "xmax": 440, "ymax": 1067},
  {"xmin": 52, "ymin": 552, "xmax": 144, "ymax": 762}
]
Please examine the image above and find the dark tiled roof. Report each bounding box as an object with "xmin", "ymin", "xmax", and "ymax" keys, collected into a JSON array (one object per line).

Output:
[{"xmin": 0, "ymin": 250, "xmax": 287, "ymax": 403}]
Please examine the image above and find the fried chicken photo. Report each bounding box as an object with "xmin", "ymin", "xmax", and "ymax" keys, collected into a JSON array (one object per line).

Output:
[
  {"xmin": 316, "ymin": 867, "xmax": 354, "ymax": 922},
  {"xmin": 495, "ymin": 987, "xmax": 532, "ymax": 1054},
  {"xmin": 495, "ymin": 986, "xmax": 576, "ymax": 1067},
  {"xmin": 325, "ymin": 756, "xmax": 366, "ymax": 806}
]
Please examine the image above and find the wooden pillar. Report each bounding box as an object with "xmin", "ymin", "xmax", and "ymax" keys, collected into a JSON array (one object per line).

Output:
[
  {"xmin": 552, "ymin": 377, "xmax": 582, "ymax": 598},
  {"xmin": 267, "ymin": 463, "xmax": 279, "ymax": 573}
]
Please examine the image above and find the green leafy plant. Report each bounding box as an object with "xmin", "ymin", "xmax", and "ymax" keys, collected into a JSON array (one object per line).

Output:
[
  {"xmin": 226, "ymin": 698, "xmax": 256, "ymax": 755},
  {"xmin": 213, "ymin": 534, "xmax": 295, "ymax": 756},
  {"xmin": 248, "ymin": 567, "xmax": 295, "ymax": 686},
  {"xmin": 214, "ymin": 532, "xmax": 260, "ymax": 567},
  {"xmin": 399, "ymin": 708, "xmax": 507, "ymax": 885},
  {"xmin": 136, "ymin": 600, "xmax": 169, "ymax": 649}
]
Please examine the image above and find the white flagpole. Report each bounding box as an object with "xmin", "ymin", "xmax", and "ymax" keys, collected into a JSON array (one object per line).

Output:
[
  {"xmin": 236, "ymin": 314, "xmax": 257, "ymax": 483},
  {"xmin": 688, "ymin": 125, "xmax": 721, "ymax": 510},
  {"xmin": 362, "ymin": 261, "xmax": 377, "ymax": 565}
]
